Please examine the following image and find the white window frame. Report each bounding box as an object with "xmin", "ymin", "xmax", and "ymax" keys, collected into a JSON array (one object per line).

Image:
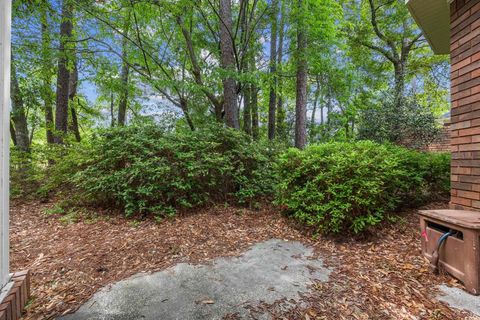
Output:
[{"xmin": 0, "ymin": 0, "xmax": 12, "ymax": 290}]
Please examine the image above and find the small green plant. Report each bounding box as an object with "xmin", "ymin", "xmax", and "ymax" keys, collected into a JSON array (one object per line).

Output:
[
  {"xmin": 275, "ymin": 141, "xmax": 450, "ymax": 234},
  {"xmin": 43, "ymin": 204, "xmax": 66, "ymax": 216}
]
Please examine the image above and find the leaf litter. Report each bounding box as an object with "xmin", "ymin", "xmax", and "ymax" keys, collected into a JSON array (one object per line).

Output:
[{"xmin": 9, "ymin": 200, "xmax": 477, "ymax": 319}]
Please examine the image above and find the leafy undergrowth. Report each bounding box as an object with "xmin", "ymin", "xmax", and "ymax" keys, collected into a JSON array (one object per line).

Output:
[{"xmin": 10, "ymin": 200, "xmax": 475, "ymax": 320}]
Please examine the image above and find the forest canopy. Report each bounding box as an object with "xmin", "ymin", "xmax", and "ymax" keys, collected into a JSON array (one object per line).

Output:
[{"xmin": 10, "ymin": 0, "xmax": 449, "ymax": 151}]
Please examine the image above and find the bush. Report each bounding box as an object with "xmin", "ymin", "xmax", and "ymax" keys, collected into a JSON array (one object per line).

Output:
[
  {"xmin": 357, "ymin": 95, "xmax": 441, "ymax": 150},
  {"xmin": 10, "ymin": 141, "xmax": 93, "ymax": 199},
  {"xmin": 75, "ymin": 124, "xmax": 277, "ymax": 217},
  {"xmin": 275, "ymin": 141, "xmax": 450, "ymax": 234}
]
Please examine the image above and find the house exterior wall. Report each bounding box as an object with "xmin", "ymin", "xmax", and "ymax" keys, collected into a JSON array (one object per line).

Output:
[{"xmin": 449, "ymin": 0, "xmax": 480, "ymax": 210}]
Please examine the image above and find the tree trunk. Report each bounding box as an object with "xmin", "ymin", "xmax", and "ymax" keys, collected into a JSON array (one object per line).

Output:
[
  {"xmin": 10, "ymin": 120, "xmax": 16, "ymax": 146},
  {"xmin": 110, "ymin": 91, "xmax": 115, "ymax": 127},
  {"xmin": 40, "ymin": 4, "xmax": 55, "ymax": 145},
  {"xmin": 54, "ymin": 0, "xmax": 73, "ymax": 144},
  {"xmin": 267, "ymin": 0, "xmax": 278, "ymax": 140},
  {"xmin": 393, "ymin": 61, "xmax": 405, "ymax": 110},
  {"xmin": 243, "ymin": 84, "xmax": 252, "ymax": 135},
  {"xmin": 219, "ymin": 0, "xmax": 239, "ymax": 129},
  {"xmin": 276, "ymin": 0, "xmax": 286, "ymax": 141},
  {"xmin": 240, "ymin": 0, "xmax": 251, "ymax": 135},
  {"xmin": 295, "ymin": 0, "xmax": 307, "ymax": 149},
  {"xmin": 10, "ymin": 61, "xmax": 30, "ymax": 152},
  {"xmin": 68, "ymin": 61, "xmax": 81, "ymax": 142},
  {"xmin": 118, "ymin": 22, "xmax": 130, "ymax": 126},
  {"xmin": 310, "ymin": 78, "xmax": 320, "ymax": 140}
]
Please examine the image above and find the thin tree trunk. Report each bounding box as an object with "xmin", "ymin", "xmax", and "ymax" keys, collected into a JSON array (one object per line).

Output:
[
  {"xmin": 394, "ymin": 61, "xmax": 405, "ymax": 110},
  {"xmin": 310, "ymin": 78, "xmax": 320, "ymax": 140},
  {"xmin": 295, "ymin": 0, "xmax": 307, "ymax": 149},
  {"xmin": 118, "ymin": 21, "xmax": 130, "ymax": 126},
  {"xmin": 180, "ymin": 99, "xmax": 195, "ymax": 131},
  {"xmin": 110, "ymin": 91, "xmax": 115, "ymax": 127},
  {"xmin": 10, "ymin": 61, "xmax": 30, "ymax": 152},
  {"xmin": 249, "ymin": 52, "xmax": 259, "ymax": 140},
  {"xmin": 240, "ymin": 0, "xmax": 251, "ymax": 135},
  {"xmin": 219, "ymin": 0, "xmax": 239, "ymax": 129},
  {"xmin": 251, "ymin": 86, "xmax": 259, "ymax": 140},
  {"xmin": 40, "ymin": 4, "xmax": 55, "ymax": 145},
  {"xmin": 68, "ymin": 57, "xmax": 81, "ymax": 142},
  {"xmin": 267, "ymin": 0, "xmax": 278, "ymax": 140},
  {"xmin": 10, "ymin": 120, "xmax": 17, "ymax": 146},
  {"xmin": 243, "ymin": 84, "xmax": 252, "ymax": 135},
  {"xmin": 276, "ymin": 0, "xmax": 286, "ymax": 141},
  {"xmin": 54, "ymin": 0, "xmax": 73, "ymax": 144}
]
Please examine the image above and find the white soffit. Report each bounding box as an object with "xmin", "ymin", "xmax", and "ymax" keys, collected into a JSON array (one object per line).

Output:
[{"xmin": 407, "ymin": 0, "xmax": 451, "ymax": 54}]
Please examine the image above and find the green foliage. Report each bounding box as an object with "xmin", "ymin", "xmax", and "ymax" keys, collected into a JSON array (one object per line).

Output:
[
  {"xmin": 275, "ymin": 141, "xmax": 450, "ymax": 234},
  {"xmin": 74, "ymin": 123, "xmax": 277, "ymax": 217},
  {"xmin": 357, "ymin": 96, "xmax": 441, "ymax": 150}
]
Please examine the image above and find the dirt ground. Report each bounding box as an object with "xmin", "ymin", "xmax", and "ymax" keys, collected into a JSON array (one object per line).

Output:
[{"xmin": 9, "ymin": 200, "xmax": 476, "ymax": 320}]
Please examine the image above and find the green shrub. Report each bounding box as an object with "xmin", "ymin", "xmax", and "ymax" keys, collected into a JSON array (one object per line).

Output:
[
  {"xmin": 74, "ymin": 124, "xmax": 277, "ymax": 217},
  {"xmin": 275, "ymin": 141, "xmax": 450, "ymax": 234}
]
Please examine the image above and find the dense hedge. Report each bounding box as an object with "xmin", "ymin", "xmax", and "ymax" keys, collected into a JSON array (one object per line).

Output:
[
  {"xmin": 275, "ymin": 141, "xmax": 450, "ymax": 234},
  {"xmin": 74, "ymin": 124, "xmax": 277, "ymax": 216},
  {"xmin": 11, "ymin": 124, "xmax": 451, "ymax": 234}
]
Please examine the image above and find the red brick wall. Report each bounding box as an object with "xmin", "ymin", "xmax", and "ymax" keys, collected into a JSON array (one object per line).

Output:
[
  {"xmin": 450, "ymin": 0, "xmax": 480, "ymax": 210},
  {"xmin": 425, "ymin": 121, "xmax": 451, "ymax": 152}
]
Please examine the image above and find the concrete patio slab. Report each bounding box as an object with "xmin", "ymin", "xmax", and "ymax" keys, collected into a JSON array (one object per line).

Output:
[
  {"xmin": 60, "ymin": 239, "xmax": 330, "ymax": 320},
  {"xmin": 437, "ymin": 285, "xmax": 480, "ymax": 316}
]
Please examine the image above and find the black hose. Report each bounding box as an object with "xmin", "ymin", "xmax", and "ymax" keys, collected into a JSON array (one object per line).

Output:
[{"xmin": 430, "ymin": 230, "xmax": 454, "ymax": 274}]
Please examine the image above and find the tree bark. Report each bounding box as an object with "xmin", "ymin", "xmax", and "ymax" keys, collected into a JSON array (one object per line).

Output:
[
  {"xmin": 240, "ymin": 0, "xmax": 252, "ymax": 135},
  {"xmin": 267, "ymin": 0, "xmax": 278, "ymax": 140},
  {"xmin": 276, "ymin": 0, "xmax": 286, "ymax": 141},
  {"xmin": 310, "ymin": 77, "xmax": 321, "ymax": 140},
  {"xmin": 177, "ymin": 16, "xmax": 223, "ymax": 120},
  {"xmin": 54, "ymin": 0, "xmax": 73, "ymax": 144},
  {"xmin": 243, "ymin": 84, "xmax": 252, "ymax": 135},
  {"xmin": 249, "ymin": 53, "xmax": 259, "ymax": 140},
  {"xmin": 295, "ymin": 0, "xmax": 307, "ymax": 149},
  {"xmin": 110, "ymin": 91, "xmax": 115, "ymax": 127},
  {"xmin": 118, "ymin": 19, "xmax": 130, "ymax": 126},
  {"xmin": 40, "ymin": 4, "xmax": 55, "ymax": 145},
  {"xmin": 10, "ymin": 61, "xmax": 30, "ymax": 152},
  {"xmin": 10, "ymin": 120, "xmax": 17, "ymax": 146},
  {"xmin": 68, "ymin": 61, "xmax": 81, "ymax": 142},
  {"xmin": 219, "ymin": 0, "xmax": 239, "ymax": 129}
]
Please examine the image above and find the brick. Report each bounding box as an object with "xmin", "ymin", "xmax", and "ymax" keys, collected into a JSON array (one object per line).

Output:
[
  {"xmin": 459, "ymin": 143, "xmax": 480, "ymax": 151},
  {"xmin": 457, "ymin": 189, "xmax": 480, "ymax": 200},
  {"xmin": 452, "ymin": 88, "xmax": 471, "ymax": 101},
  {"xmin": 451, "ymin": 120, "xmax": 471, "ymax": 130},
  {"xmin": 459, "ymin": 126, "xmax": 480, "ymax": 136},
  {"xmin": 473, "ymin": 51, "xmax": 480, "ymax": 62},
  {"xmin": 457, "ymin": 92, "xmax": 480, "ymax": 106},
  {"xmin": 472, "ymin": 67, "xmax": 480, "ymax": 77},
  {"xmin": 452, "ymin": 166, "xmax": 472, "ymax": 174},
  {"xmin": 452, "ymin": 56, "xmax": 472, "ymax": 72},
  {"xmin": 472, "ymin": 200, "xmax": 480, "ymax": 208},
  {"xmin": 459, "ymin": 175, "xmax": 480, "ymax": 183},
  {"xmin": 452, "ymin": 181, "xmax": 473, "ymax": 190},
  {"xmin": 451, "ymin": 196, "xmax": 472, "ymax": 207},
  {"xmin": 452, "ymin": 136, "xmax": 472, "ymax": 145}
]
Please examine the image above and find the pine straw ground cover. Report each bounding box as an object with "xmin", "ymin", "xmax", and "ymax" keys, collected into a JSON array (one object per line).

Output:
[{"xmin": 9, "ymin": 200, "xmax": 478, "ymax": 320}]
